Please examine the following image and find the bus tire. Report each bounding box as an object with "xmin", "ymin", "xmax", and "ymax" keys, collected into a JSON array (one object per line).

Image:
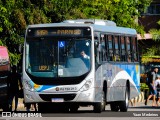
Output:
[
  {"xmin": 94, "ymin": 91, "xmax": 106, "ymax": 113},
  {"xmin": 110, "ymin": 102, "xmax": 119, "ymax": 111},
  {"xmin": 119, "ymin": 86, "xmax": 129, "ymax": 112},
  {"xmin": 102, "ymin": 91, "xmax": 106, "ymax": 111}
]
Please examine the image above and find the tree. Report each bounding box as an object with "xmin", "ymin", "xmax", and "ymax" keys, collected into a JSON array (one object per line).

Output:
[
  {"xmin": 149, "ymin": 20, "xmax": 160, "ymax": 41},
  {"xmin": 141, "ymin": 20, "xmax": 160, "ymax": 58},
  {"xmin": 0, "ymin": 0, "xmax": 152, "ymax": 65},
  {"xmin": 0, "ymin": 0, "xmax": 51, "ymax": 65}
]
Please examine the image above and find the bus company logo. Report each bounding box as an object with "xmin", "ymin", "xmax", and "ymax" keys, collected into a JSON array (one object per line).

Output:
[
  {"xmin": 55, "ymin": 87, "xmax": 59, "ymax": 91},
  {"xmin": 2, "ymin": 112, "xmax": 11, "ymax": 117}
]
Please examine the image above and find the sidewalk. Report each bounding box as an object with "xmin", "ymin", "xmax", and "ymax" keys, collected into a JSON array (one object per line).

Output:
[
  {"xmin": 9, "ymin": 98, "xmax": 37, "ymax": 111},
  {"xmin": 129, "ymin": 99, "xmax": 160, "ymax": 108}
]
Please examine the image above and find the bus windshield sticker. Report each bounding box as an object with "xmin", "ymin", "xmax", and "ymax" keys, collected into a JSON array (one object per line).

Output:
[
  {"xmin": 39, "ymin": 65, "xmax": 50, "ymax": 71},
  {"xmin": 86, "ymin": 42, "xmax": 89, "ymax": 46},
  {"xmin": 58, "ymin": 41, "xmax": 65, "ymax": 48},
  {"xmin": 58, "ymin": 69, "xmax": 63, "ymax": 76},
  {"xmin": 36, "ymin": 30, "xmax": 48, "ymax": 36}
]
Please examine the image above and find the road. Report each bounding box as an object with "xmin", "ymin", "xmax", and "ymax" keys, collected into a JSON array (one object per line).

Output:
[{"xmin": 0, "ymin": 100, "xmax": 160, "ymax": 120}]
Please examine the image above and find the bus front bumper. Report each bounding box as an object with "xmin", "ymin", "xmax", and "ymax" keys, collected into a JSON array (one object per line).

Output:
[{"xmin": 23, "ymin": 88, "xmax": 96, "ymax": 103}]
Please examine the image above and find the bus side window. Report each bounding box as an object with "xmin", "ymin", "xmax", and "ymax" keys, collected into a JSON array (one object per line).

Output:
[
  {"xmin": 132, "ymin": 37, "xmax": 138, "ymax": 62},
  {"xmin": 126, "ymin": 36, "xmax": 132, "ymax": 62},
  {"xmin": 108, "ymin": 35, "xmax": 113, "ymax": 61},
  {"xmin": 114, "ymin": 36, "xmax": 120, "ymax": 61},
  {"xmin": 120, "ymin": 36, "xmax": 126, "ymax": 62},
  {"xmin": 100, "ymin": 34, "xmax": 107, "ymax": 62},
  {"xmin": 94, "ymin": 33, "xmax": 100, "ymax": 66},
  {"xmin": 104, "ymin": 34, "xmax": 109, "ymax": 61}
]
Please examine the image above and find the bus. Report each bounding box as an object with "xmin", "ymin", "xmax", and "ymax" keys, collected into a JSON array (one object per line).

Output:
[
  {"xmin": 22, "ymin": 19, "xmax": 140, "ymax": 112},
  {"xmin": 0, "ymin": 46, "xmax": 10, "ymax": 111}
]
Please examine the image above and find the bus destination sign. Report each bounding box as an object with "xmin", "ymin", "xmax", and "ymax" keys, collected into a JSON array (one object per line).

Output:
[
  {"xmin": 35, "ymin": 29, "xmax": 81, "ymax": 36},
  {"xmin": 27, "ymin": 27, "xmax": 91, "ymax": 37}
]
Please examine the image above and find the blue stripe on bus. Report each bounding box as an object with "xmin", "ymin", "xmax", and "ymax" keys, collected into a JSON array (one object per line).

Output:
[{"xmin": 116, "ymin": 64, "xmax": 140, "ymax": 92}]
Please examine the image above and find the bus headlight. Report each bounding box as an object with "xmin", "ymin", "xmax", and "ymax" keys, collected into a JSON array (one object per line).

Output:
[
  {"xmin": 24, "ymin": 80, "xmax": 35, "ymax": 92},
  {"xmin": 81, "ymin": 79, "xmax": 92, "ymax": 91}
]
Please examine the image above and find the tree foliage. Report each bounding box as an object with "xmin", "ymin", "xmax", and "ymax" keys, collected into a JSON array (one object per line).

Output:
[
  {"xmin": 0, "ymin": 0, "xmax": 152, "ymax": 65},
  {"xmin": 141, "ymin": 20, "xmax": 160, "ymax": 58},
  {"xmin": 149, "ymin": 20, "xmax": 160, "ymax": 41}
]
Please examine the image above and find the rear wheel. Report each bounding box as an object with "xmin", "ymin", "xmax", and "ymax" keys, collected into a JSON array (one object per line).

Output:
[
  {"xmin": 101, "ymin": 91, "xmax": 106, "ymax": 111},
  {"xmin": 119, "ymin": 86, "xmax": 129, "ymax": 112},
  {"xmin": 93, "ymin": 91, "xmax": 106, "ymax": 113}
]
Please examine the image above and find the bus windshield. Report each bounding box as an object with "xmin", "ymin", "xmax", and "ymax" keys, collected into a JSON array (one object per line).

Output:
[{"xmin": 25, "ymin": 38, "xmax": 91, "ymax": 78}]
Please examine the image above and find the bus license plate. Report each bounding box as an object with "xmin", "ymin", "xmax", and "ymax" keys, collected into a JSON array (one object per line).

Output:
[{"xmin": 51, "ymin": 98, "xmax": 64, "ymax": 102}]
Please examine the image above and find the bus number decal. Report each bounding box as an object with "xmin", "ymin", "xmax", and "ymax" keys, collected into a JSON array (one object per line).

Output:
[
  {"xmin": 36, "ymin": 30, "xmax": 48, "ymax": 36},
  {"xmin": 39, "ymin": 65, "xmax": 49, "ymax": 71},
  {"xmin": 105, "ymin": 69, "xmax": 112, "ymax": 77}
]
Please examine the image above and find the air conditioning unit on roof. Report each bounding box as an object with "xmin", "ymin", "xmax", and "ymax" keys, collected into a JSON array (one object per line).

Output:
[{"xmin": 62, "ymin": 19, "xmax": 116, "ymax": 26}]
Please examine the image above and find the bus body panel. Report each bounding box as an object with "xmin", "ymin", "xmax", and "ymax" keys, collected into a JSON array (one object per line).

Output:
[
  {"xmin": 95, "ymin": 62, "xmax": 140, "ymax": 102},
  {"xmin": 22, "ymin": 64, "xmax": 97, "ymax": 103}
]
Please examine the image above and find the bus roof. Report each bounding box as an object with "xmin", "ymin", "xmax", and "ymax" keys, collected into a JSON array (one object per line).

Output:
[
  {"xmin": 63, "ymin": 19, "xmax": 117, "ymax": 26},
  {"xmin": 27, "ymin": 19, "xmax": 137, "ymax": 36}
]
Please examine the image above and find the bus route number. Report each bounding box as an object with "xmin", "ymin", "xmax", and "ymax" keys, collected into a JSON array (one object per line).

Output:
[
  {"xmin": 39, "ymin": 65, "xmax": 49, "ymax": 71},
  {"xmin": 105, "ymin": 69, "xmax": 112, "ymax": 77}
]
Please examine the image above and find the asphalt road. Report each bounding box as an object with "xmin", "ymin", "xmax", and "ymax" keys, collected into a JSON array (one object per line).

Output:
[{"xmin": 0, "ymin": 100, "xmax": 160, "ymax": 120}]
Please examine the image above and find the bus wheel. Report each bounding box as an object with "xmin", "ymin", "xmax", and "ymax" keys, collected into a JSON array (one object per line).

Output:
[
  {"xmin": 94, "ymin": 91, "xmax": 106, "ymax": 113},
  {"xmin": 101, "ymin": 91, "xmax": 106, "ymax": 111},
  {"xmin": 119, "ymin": 86, "xmax": 129, "ymax": 112},
  {"xmin": 110, "ymin": 102, "xmax": 119, "ymax": 111}
]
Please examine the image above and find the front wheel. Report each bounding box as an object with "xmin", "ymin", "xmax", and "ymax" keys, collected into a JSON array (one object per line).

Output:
[{"xmin": 93, "ymin": 91, "xmax": 106, "ymax": 113}]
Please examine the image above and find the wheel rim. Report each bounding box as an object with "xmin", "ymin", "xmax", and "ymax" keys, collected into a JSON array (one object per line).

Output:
[{"xmin": 125, "ymin": 89, "xmax": 129, "ymax": 108}]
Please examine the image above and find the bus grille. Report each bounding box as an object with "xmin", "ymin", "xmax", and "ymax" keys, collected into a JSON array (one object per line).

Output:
[{"xmin": 39, "ymin": 94, "xmax": 76, "ymax": 101}]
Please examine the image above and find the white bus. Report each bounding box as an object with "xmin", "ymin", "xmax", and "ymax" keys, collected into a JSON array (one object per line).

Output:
[{"xmin": 22, "ymin": 19, "xmax": 140, "ymax": 113}]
